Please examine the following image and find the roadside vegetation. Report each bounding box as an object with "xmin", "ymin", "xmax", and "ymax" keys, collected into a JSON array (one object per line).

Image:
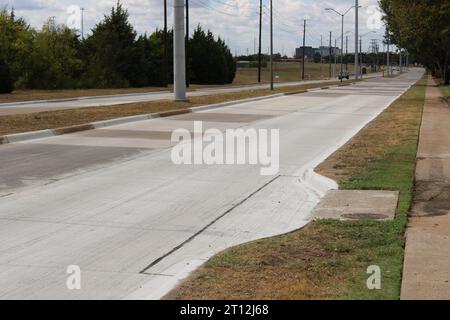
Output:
[
  {"xmin": 0, "ymin": 2, "xmax": 235, "ymax": 93},
  {"xmin": 440, "ymin": 85, "xmax": 450, "ymax": 105},
  {"xmin": 0, "ymin": 80, "xmax": 348, "ymax": 136},
  {"xmin": 166, "ymin": 78, "xmax": 427, "ymax": 300},
  {"xmin": 380, "ymin": 0, "xmax": 449, "ymax": 84}
]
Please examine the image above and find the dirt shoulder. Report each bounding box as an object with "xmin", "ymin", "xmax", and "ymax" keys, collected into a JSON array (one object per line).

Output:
[{"xmin": 166, "ymin": 77, "xmax": 427, "ymax": 300}]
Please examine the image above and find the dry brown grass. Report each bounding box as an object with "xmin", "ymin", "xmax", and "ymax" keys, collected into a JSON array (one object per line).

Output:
[
  {"xmin": 167, "ymin": 78, "xmax": 427, "ymax": 300},
  {"xmin": 165, "ymin": 223, "xmax": 347, "ymax": 300},
  {"xmin": 316, "ymin": 81, "xmax": 427, "ymax": 182},
  {"xmin": 0, "ymin": 87, "xmax": 170, "ymax": 104},
  {"xmin": 0, "ymin": 81, "xmax": 346, "ymax": 136}
]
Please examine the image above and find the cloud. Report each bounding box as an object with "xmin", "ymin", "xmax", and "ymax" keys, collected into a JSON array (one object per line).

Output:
[{"xmin": 4, "ymin": 0, "xmax": 386, "ymax": 56}]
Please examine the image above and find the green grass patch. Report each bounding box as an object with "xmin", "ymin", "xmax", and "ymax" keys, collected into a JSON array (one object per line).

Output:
[
  {"xmin": 167, "ymin": 78, "xmax": 427, "ymax": 300},
  {"xmin": 440, "ymin": 85, "xmax": 450, "ymax": 104}
]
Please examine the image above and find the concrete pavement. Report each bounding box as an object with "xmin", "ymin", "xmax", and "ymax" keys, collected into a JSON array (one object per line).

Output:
[
  {"xmin": 401, "ymin": 77, "xmax": 450, "ymax": 300},
  {"xmin": 0, "ymin": 73, "xmax": 382, "ymax": 116},
  {"xmin": 0, "ymin": 69, "xmax": 422, "ymax": 299}
]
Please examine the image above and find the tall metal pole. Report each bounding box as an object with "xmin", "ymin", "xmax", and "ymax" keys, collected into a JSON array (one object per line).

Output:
[
  {"xmin": 346, "ymin": 35, "xmax": 349, "ymax": 71},
  {"xmin": 81, "ymin": 8, "xmax": 85, "ymax": 40},
  {"xmin": 340, "ymin": 15, "xmax": 344, "ymax": 81},
  {"xmin": 270, "ymin": 0, "xmax": 274, "ymax": 90},
  {"xmin": 355, "ymin": 0, "xmax": 359, "ymax": 80},
  {"xmin": 174, "ymin": 0, "xmax": 186, "ymax": 101},
  {"xmin": 334, "ymin": 39, "xmax": 337, "ymax": 78},
  {"xmin": 387, "ymin": 30, "xmax": 390, "ymax": 77},
  {"xmin": 406, "ymin": 51, "xmax": 409, "ymax": 71},
  {"xmin": 329, "ymin": 31, "xmax": 332, "ymax": 78},
  {"xmin": 163, "ymin": 0, "xmax": 168, "ymax": 87},
  {"xmin": 185, "ymin": 0, "xmax": 190, "ymax": 87},
  {"xmin": 258, "ymin": 0, "xmax": 262, "ymax": 83},
  {"xmin": 302, "ymin": 19, "xmax": 306, "ymax": 81},
  {"xmin": 360, "ymin": 37, "xmax": 362, "ymax": 77}
]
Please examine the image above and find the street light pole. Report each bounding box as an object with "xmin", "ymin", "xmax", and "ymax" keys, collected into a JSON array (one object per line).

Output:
[
  {"xmin": 325, "ymin": 6, "xmax": 355, "ymax": 81},
  {"xmin": 173, "ymin": 0, "xmax": 186, "ymax": 101},
  {"xmin": 387, "ymin": 29, "xmax": 390, "ymax": 77},
  {"xmin": 270, "ymin": 0, "xmax": 274, "ymax": 90},
  {"xmin": 258, "ymin": 0, "xmax": 262, "ymax": 83},
  {"xmin": 355, "ymin": 0, "xmax": 359, "ymax": 80},
  {"xmin": 163, "ymin": 0, "xmax": 168, "ymax": 87},
  {"xmin": 302, "ymin": 19, "xmax": 306, "ymax": 81},
  {"xmin": 340, "ymin": 15, "xmax": 344, "ymax": 81},
  {"xmin": 329, "ymin": 31, "xmax": 332, "ymax": 79},
  {"xmin": 81, "ymin": 8, "xmax": 85, "ymax": 40}
]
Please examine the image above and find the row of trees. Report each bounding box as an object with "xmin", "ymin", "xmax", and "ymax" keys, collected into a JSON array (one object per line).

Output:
[
  {"xmin": 379, "ymin": 0, "xmax": 450, "ymax": 84},
  {"xmin": 0, "ymin": 2, "xmax": 236, "ymax": 93}
]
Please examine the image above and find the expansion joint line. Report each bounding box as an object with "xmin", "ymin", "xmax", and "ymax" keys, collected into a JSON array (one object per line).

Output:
[{"xmin": 139, "ymin": 175, "xmax": 281, "ymax": 274}]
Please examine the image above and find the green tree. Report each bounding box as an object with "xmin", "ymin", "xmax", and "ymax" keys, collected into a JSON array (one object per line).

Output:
[
  {"xmin": 0, "ymin": 8, "xmax": 33, "ymax": 91},
  {"xmin": 380, "ymin": 0, "xmax": 450, "ymax": 84},
  {"xmin": 84, "ymin": 1, "xmax": 137, "ymax": 88},
  {"xmin": 24, "ymin": 19, "xmax": 83, "ymax": 89},
  {"xmin": 189, "ymin": 25, "xmax": 235, "ymax": 84}
]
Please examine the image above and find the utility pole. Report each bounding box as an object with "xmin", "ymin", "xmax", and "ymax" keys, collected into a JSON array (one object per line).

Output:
[
  {"xmin": 345, "ymin": 35, "xmax": 348, "ymax": 71},
  {"xmin": 334, "ymin": 39, "xmax": 338, "ymax": 79},
  {"xmin": 185, "ymin": 0, "xmax": 190, "ymax": 88},
  {"xmin": 270, "ymin": 0, "xmax": 274, "ymax": 90},
  {"xmin": 174, "ymin": 0, "xmax": 186, "ymax": 101},
  {"xmin": 302, "ymin": 19, "xmax": 306, "ymax": 80},
  {"xmin": 81, "ymin": 8, "xmax": 85, "ymax": 40},
  {"xmin": 399, "ymin": 50, "xmax": 403, "ymax": 73},
  {"xmin": 258, "ymin": 0, "xmax": 262, "ymax": 83},
  {"xmin": 340, "ymin": 14, "xmax": 344, "ymax": 81},
  {"xmin": 355, "ymin": 0, "xmax": 359, "ymax": 80},
  {"xmin": 359, "ymin": 37, "xmax": 362, "ymax": 77},
  {"xmin": 406, "ymin": 51, "xmax": 409, "ymax": 71},
  {"xmin": 387, "ymin": 30, "xmax": 390, "ymax": 77},
  {"xmin": 163, "ymin": 0, "xmax": 168, "ymax": 87},
  {"xmin": 329, "ymin": 31, "xmax": 332, "ymax": 79}
]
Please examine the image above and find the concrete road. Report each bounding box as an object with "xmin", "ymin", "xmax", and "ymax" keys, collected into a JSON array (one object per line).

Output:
[
  {"xmin": 0, "ymin": 73, "xmax": 382, "ymax": 116},
  {"xmin": 0, "ymin": 69, "xmax": 423, "ymax": 299}
]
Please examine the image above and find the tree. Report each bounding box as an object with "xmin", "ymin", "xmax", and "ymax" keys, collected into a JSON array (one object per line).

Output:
[
  {"xmin": 0, "ymin": 57, "xmax": 13, "ymax": 93},
  {"xmin": 380, "ymin": 0, "xmax": 450, "ymax": 84},
  {"xmin": 24, "ymin": 19, "xmax": 83, "ymax": 89},
  {"xmin": 84, "ymin": 1, "xmax": 137, "ymax": 88},
  {"xmin": 189, "ymin": 25, "xmax": 236, "ymax": 84},
  {"xmin": 0, "ymin": 8, "xmax": 33, "ymax": 90}
]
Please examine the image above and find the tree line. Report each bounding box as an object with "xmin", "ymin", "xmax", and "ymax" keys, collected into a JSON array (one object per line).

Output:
[
  {"xmin": 379, "ymin": 0, "xmax": 450, "ymax": 84},
  {"xmin": 0, "ymin": 2, "xmax": 236, "ymax": 93}
]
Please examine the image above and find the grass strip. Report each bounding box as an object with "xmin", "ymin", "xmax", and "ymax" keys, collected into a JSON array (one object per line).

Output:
[{"xmin": 166, "ymin": 78, "xmax": 427, "ymax": 300}]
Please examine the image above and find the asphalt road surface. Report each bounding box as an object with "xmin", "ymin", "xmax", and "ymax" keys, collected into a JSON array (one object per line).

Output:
[{"xmin": 0, "ymin": 69, "xmax": 423, "ymax": 299}]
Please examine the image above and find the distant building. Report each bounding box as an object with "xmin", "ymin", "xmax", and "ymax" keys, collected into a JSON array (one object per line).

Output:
[
  {"xmin": 296, "ymin": 46, "xmax": 342, "ymax": 60},
  {"xmin": 295, "ymin": 46, "xmax": 315, "ymax": 60},
  {"xmin": 314, "ymin": 46, "xmax": 341, "ymax": 57},
  {"xmin": 236, "ymin": 61, "xmax": 251, "ymax": 68}
]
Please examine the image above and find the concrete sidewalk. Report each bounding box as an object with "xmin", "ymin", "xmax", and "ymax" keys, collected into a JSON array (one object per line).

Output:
[{"xmin": 401, "ymin": 77, "xmax": 450, "ymax": 300}]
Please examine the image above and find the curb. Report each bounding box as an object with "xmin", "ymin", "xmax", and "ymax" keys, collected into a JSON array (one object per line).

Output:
[{"xmin": 0, "ymin": 93, "xmax": 284, "ymax": 146}]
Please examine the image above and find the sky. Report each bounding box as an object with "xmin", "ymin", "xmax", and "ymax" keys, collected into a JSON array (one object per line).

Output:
[{"xmin": 3, "ymin": 0, "xmax": 389, "ymax": 57}]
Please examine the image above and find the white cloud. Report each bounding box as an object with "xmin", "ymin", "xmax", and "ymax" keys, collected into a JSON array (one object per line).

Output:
[{"xmin": 4, "ymin": 0, "xmax": 386, "ymax": 56}]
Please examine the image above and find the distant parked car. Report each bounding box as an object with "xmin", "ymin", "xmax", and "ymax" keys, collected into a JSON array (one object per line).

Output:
[{"xmin": 338, "ymin": 71, "xmax": 350, "ymax": 80}]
